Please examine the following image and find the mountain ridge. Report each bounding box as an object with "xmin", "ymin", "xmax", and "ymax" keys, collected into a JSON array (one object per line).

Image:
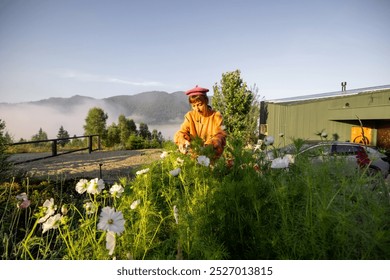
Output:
[
  {"xmin": 0, "ymin": 91, "xmax": 190, "ymax": 140},
  {"xmin": 1, "ymin": 91, "xmax": 189, "ymax": 124}
]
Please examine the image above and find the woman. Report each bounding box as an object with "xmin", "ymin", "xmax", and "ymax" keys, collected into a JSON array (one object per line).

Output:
[{"xmin": 174, "ymin": 85, "xmax": 226, "ymax": 159}]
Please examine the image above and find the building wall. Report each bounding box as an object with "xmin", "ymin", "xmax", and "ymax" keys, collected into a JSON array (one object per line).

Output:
[{"xmin": 264, "ymin": 89, "xmax": 390, "ymax": 148}]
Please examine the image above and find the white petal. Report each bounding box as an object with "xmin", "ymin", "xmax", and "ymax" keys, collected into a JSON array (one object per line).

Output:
[
  {"xmin": 106, "ymin": 231, "xmax": 116, "ymax": 255},
  {"xmin": 264, "ymin": 136, "xmax": 275, "ymax": 146},
  {"xmin": 130, "ymin": 199, "xmax": 140, "ymax": 210},
  {"xmin": 173, "ymin": 205, "xmax": 179, "ymax": 224},
  {"xmin": 169, "ymin": 168, "xmax": 181, "ymax": 177},
  {"xmin": 136, "ymin": 168, "xmax": 150, "ymax": 176},
  {"xmin": 197, "ymin": 155, "xmax": 210, "ymax": 167},
  {"xmin": 16, "ymin": 192, "xmax": 28, "ymax": 201},
  {"xmin": 160, "ymin": 151, "xmax": 169, "ymax": 159},
  {"xmin": 271, "ymin": 156, "xmax": 290, "ymax": 169}
]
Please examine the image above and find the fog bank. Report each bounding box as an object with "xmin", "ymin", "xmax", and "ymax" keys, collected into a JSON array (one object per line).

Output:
[{"xmin": 0, "ymin": 101, "xmax": 180, "ymax": 141}]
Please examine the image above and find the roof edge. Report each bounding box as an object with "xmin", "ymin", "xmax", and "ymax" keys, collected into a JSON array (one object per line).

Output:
[{"xmin": 265, "ymin": 84, "xmax": 390, "ymax": 104}]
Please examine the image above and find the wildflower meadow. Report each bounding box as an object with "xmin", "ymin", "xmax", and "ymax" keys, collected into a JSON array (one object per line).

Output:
[{"xmin": 1, "ymin": 139, "xmax": 390, "ymax": 260}]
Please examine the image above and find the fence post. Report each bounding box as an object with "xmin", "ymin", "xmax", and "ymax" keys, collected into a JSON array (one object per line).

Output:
[
  {"xmin": 98, "ymin": 135, "xmax": 101, "ymax": 150},
  {"xmin": 88, "ymin": 135, "xmax": 93, "ymax": 153},
  {"xmin": 52, "ymin": 140, "xmax": 57, "ymax": 156}
]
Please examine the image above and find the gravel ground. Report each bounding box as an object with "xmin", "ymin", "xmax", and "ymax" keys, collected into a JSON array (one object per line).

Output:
[{"xmin": 9, "ymin": 149, "xmax": 163, "ymax": 183}]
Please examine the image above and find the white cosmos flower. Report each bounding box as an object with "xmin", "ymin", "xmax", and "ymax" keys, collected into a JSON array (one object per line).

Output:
[
  {"xmin": 87, "ymin": 178, "xmax": 105, "ymax": 195},
  {"xmin": 254, "ymin": 144, "xmax": 262, "ymax": 152},
  {"xmin": 197, "ymin": 155, "xmax": 210, "ymax": 167},
  {"xmin": 173, "ymin": 205, "xmax": 179, "ymax": 224},
  {"xmin": 160, "ymin": 151, "xmax": 169, "ymax": 159},
  {"xmin": 106, "ymin": 231, "xmax": 116, "ymax": 256},
  {"xmin": 61, "ymin": 204, "xmax": 68, "ymax": 215},
  {"xmin": 97, "ymin": 206, "xmax": 125, "ymax": 235},
  {"xmin": 264, "ymin": 136, "xmax": 274, "ymax": 146},
  {"xmin": 169, "ymin": 168, "xmax": 181, "ymax": 177},
  {"xmin": 176, "ymin": 157, "xmax": 184, "ymax": 165},
  {"xmin": 38, "ymin": 198, "xmax": 57, "ymax": 223},
  {"xmin": 16, "ymin": 192, "xmax": 31, "ymax": 209},
  {"xmin": 109, "ymin": 183, "xmax": 124, "ymax": 198},
  {"xmin": 136, "ymin": 168, "xmax": 150, "ymax": 176},
  {"xmin": 84, "ymin": 201, "xmax": 96, "ymax": 215},
  {"xmin": 271, "ymin": 155, "xmax": 294, "ymax": 169},
  {"xmin": 16, "ymin": 192, "xmax": 28, "ymax": 201},
  {"xmin": 75, "ymin": 179, "xmax": 89, "ymax": 194},
  {"xmin": 130, "ymin": 199, "xmax": 141, "ymax": 210},
  {"xmin": 42, "ymin": 213, "xmax": 62, "ymax": 233}
]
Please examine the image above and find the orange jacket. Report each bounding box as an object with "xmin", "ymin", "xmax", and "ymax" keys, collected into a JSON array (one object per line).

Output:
[{"xmin": 174, "ymin": 108, "xmax": 227, "ymax": 158}]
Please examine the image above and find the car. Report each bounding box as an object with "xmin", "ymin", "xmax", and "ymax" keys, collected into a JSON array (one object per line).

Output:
[
  {"xmin": 267, "ymin": 141, "xmax": 390, "ymax": 178},
  {"xmin": 365, "ymin": 146, "xmax": 390, "ymax": 166}
]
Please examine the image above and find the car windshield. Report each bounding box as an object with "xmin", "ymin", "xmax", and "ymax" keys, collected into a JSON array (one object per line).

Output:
[
  {"xmin": 365, "ymin": 146, "xmax": 386, "ymax": 158},
  {"xmin": 267, "ymin": 141, "xmax": 387, "ymax": 162},
  {"xmin": 279, "ymin": 142, "xmax": 321, "ymax": 155},
  {"xmin": 299, "ymin": 144, "xmax": 332, "ymax": 156}
]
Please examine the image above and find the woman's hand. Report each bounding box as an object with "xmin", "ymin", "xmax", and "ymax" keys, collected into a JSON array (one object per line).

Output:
[{"xmin": 179, "ymin": 140, "xmax": 190, "ymax": 154}]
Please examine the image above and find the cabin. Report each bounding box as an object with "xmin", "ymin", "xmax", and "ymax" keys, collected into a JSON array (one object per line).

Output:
[{"xmin": 260, "ymin": 84, "xmax": 390, "ymax": 149}]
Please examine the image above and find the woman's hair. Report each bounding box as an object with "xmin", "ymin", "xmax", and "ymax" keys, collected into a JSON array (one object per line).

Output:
[{"xmin": 189, "ymin": 94, "xmax": 209, "ymax": 104}]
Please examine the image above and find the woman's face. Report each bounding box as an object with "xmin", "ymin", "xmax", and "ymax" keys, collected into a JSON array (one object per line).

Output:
[{"xmin": 191, "ymin": 101, "xmax": 208, "ymax": 116}]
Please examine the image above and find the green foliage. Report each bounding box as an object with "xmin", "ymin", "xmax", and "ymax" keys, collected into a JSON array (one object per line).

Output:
[
  {"xmin": 126, "ymin": 134, "xmax": 144, "ymax": 150},
  {"xmin": 83, "ymin": 107, "xmax": 108, "ymax": 138},
  {"xmin": 212, "ymin": 70, "xmax": 255, "ymax": 142},
  {"xmin": 104, "ymin": 114, "xmax": 163, "ymax": 150},
  {"xmin": 31, "ymin": 128, "xmax": 48, "ymax": 142},
  {"xmin": 246, "ymin": 84, "xmax": 261, "ymax": 143},
  {"xmin": 118, "ymin": 115, "xmax": 137, "ymax": 146},
  {"xmin": 0, "ymin": 119, "xmax": 13, "ymax": 180},
  {"xmin": 151, "ymin": 129, "xmax": 164, "ymax": 144},
  {"xmin": 70, "ymin": 136, "xmax": 84, "ymax": 146},
  {"xmin": 138, "ymin": 123, "xmax": 151, "ymax": 140},
  {"xmin": 187, "ymin": 136, "xmax": 216, "ymax": 160},
  {"xmin": 292, "ymin": 137, "xmax": 309, "ymax": 154},
  {"xmin": 3, "ymin": 131, "xmax": 13, "ymax": 144},
  {"xmin": 1, "ymin": 139, "xmax": 389, "ymax": 260},
  {"xmin": 57, "ymin": 125, "xmax": 70, "ymax": 147},
  {"xmin": 105, "ymin": 115, "xmax": 138, "ymax": 149},
  {"xmin": 106, "ymin": 122, "xmax": 120, "ymax": 147}
]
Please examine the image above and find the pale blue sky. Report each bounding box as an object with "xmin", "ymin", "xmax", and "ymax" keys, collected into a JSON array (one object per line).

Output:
[{"xmin": 1, "ymin": 0, "xmax": 389, "ymax": 103}]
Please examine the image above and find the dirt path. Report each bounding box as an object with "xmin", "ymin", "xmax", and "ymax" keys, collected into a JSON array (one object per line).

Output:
[{"xmin": 9, "ymin": 149, "xmax": 163, "ymax": 183}]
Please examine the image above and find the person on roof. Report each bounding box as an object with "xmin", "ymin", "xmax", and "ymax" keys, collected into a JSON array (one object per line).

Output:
[{"xmin": 174, "ymin": 85, "xmax": 226, "ymax": 159}]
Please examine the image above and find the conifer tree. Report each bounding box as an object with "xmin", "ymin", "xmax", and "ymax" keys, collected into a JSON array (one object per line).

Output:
[
  {"xmin": 57, "ymin": 125, "xmax": 70, "ymax": 147},
  {"xmin": 118, "ymin": 115, "xmax": 137, "ymax": 146},
  {"xmin": 212, "ymin": 70, "xmax": 256, "ymax": 142},
  {"xmin": 31, "ymin": 128, "xmax": 48, "ymax": 141}
]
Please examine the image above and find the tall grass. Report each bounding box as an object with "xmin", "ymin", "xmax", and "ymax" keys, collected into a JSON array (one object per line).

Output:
[{"xmin": 1, "ymin": 139, "xmax": 389, "ymax": 259}]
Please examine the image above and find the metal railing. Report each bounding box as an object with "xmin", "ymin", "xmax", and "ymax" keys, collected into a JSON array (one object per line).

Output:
[{"xmin": 7, "ymin": 134, "xmax": 101, "ymax": 164}]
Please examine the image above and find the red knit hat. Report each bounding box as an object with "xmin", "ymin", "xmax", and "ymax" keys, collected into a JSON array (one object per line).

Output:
[{"xmin": 185, "ymin": 85, "xmax": 209, "ymax": 96}]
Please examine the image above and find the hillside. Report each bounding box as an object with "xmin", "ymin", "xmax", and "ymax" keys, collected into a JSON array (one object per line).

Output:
[
  {"xmin": 103, "ymin": 91, "xmax": 189, "ymax": 124},
  {"xmin": 0, "ymin": 91, "xmax": 190, "ymax": 140}
]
